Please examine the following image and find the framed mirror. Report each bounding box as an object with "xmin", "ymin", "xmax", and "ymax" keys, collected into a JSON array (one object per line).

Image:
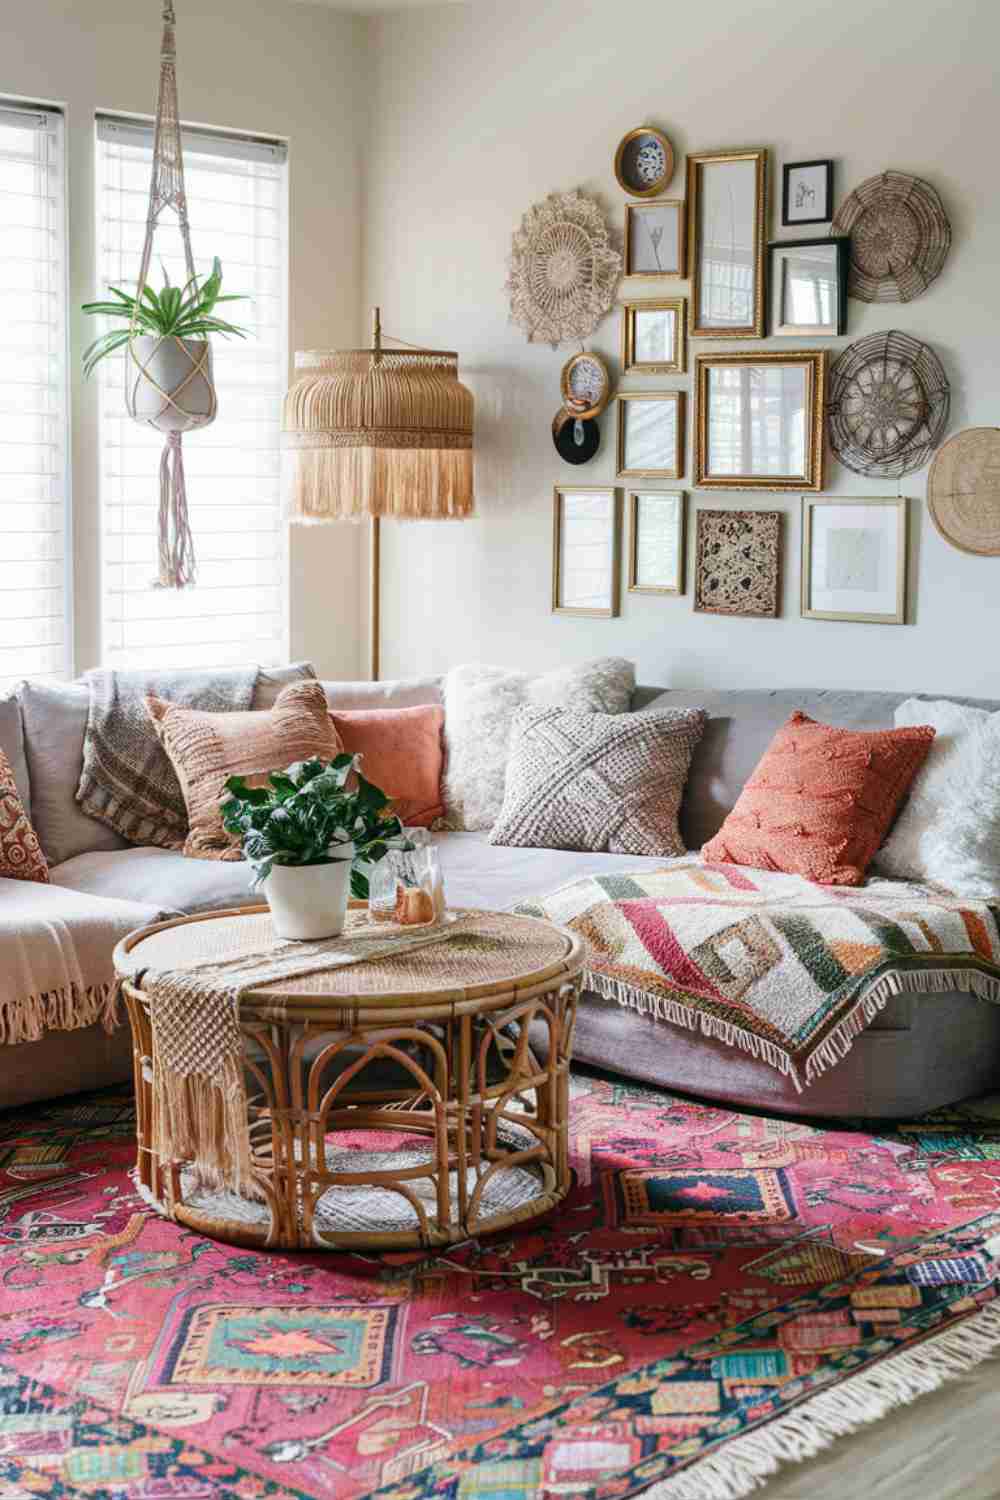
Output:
[
  {"xmin": 552, "ymin": 486, "xmax": 621, "ymax": 617},
  {"xmin": 624, "ymin": 200, "xmax": 686, "ymax": 277},
  {"xmin": 769, "ymin": 238, "xmax": 848, "ymax": 336},
  {"xmin": 628, "ymin": 491, "xmax": 686, "ymax": 594},
  {"xmin": 621, "ymin": 298, "xmax": 685, "ymax": 374},
  {"xmin": 693, "ymin": 351, "xmax": 826, "ymax": 491},
  {"xmin": 617, "ymin": 392, "xmax": 685, "ymax": 479},
  {"xmin": 687, "ymin": 147, "xmax": 768, "ymax": 338}
]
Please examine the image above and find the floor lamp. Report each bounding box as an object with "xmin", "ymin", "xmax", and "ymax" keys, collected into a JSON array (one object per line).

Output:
[{"xmin": 282, "ymin": 309, "xmax": 474, "ymax": 679}]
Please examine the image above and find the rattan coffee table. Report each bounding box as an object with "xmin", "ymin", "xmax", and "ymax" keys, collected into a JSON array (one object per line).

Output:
[{"xmin": 114, "ymin": 907, "xmax": 584, "ymax": 1251}]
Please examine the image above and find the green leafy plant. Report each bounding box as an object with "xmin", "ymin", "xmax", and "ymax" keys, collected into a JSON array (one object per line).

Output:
[
  {"xmin": 81, "ymin": 257, "xmax": 250, "ymax": 377},
  {"xmin": 220, "ymin": 754, "xmax": 411, "ymax": 900}
]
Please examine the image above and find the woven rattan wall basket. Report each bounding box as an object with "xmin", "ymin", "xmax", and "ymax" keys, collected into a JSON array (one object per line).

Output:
[
  {"xmin": 831, "ymin": 171, "xmax": 951, "ymax": 303},
  {"xmin": 827, "ymin": 330, "xmax": 950, "ymax": 480},
  {"xmin": 927, "ymin": 428, "xmax": 1000, "ymax": 555}
]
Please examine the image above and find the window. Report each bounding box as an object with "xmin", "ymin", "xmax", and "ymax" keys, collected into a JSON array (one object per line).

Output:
[
  {"xmin": 96, "ymin": 116, "xmax": 288, "ymax": 670},
  {"xmin": 0, "ymin": 103, "xmax": 69, "ymax": 694}
]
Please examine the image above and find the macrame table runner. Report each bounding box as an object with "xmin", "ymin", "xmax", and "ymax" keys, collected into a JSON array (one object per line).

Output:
[{"xmin": 133, "ymin": 911, "xmax": 470, "ymax": 1196}]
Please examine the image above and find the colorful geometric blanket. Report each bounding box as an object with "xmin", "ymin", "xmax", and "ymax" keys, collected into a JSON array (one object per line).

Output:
[{"xmin": 517, "ymin": 858, "xmax": 1000, "ymax": 1090}]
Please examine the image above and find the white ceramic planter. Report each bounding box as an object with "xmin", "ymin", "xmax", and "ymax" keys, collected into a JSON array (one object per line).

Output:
[
  {"xmin": 125, "ymin": 334, "xmax": 216, "ymax": 433},
  {"xmin": 264, "ymin": 844, "xmax": 355, "ymax": 941}
]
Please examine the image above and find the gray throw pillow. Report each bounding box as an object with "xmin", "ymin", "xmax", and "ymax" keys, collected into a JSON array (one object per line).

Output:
[{"xmin": 489, "ymin": 705, "xmax": 706, "ymax": 856}]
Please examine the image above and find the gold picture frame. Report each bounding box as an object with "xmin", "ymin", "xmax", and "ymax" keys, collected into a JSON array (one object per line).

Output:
[
  {"xmin": 552, "ymin": 486, "xmax": 622, "ymax": 618},
  {"xmin": 614, "ymin": 126, "xmax": 675, "ymax": 198},
  {"xmin": 624, "ymin": 199, "xmax": 686, "ymax": 277},
  {"xmin": 687, "ymin": 147, "xmax": 768, "ymax": 339},
  {"xmin": 621, "ymin": 298, "xmax": 686, "ymax": 374},
  {"xmin": 693, "ymin": 350, "xmax": 826, "ymax": 492},
  {"xmin": 801, "ymin": 495, "xmax": 908, "ymax": 624},
  {"xmin": 628, "ymin": 490, "xmax": 686, "ymax": 595},
  {"xmin": 617, "ymin": 391, "xmax": 686, "ymax": 479}
]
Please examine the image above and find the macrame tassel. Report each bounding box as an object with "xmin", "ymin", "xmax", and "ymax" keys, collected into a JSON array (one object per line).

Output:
[{"xmin": 156, "ymin": 431, "xmax": 196, "ymax": 588}]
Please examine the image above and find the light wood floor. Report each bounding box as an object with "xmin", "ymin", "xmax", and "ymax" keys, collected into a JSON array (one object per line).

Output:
[{"xmin": 760, "ymin": 1352, "xmax": 1000, "ymax": 1499}]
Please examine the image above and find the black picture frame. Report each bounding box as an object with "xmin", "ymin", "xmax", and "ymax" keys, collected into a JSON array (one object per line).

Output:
[
  {"xmin": 767, "ymin": 236, "xmax": 849, "ymax": 336},
  {"xmin": 782, "ymin": 159, "xmax": 834, "ymax": 226}
]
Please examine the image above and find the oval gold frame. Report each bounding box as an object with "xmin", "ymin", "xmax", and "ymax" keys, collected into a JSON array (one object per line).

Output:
[
  {"xmin": 560, "ymin": 350, "xmax": 611, "ymax": 420},
  {"xmin": 614, "ymin": 126, "xmax": 675, "ymax": 199}
]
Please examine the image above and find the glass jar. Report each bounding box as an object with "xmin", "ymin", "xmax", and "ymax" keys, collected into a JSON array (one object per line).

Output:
[{"xmin": 368, "ymin": 833, "xmax": 446, "ymax": 926}]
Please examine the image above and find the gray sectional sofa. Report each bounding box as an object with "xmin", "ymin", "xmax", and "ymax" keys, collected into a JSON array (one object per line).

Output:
[{"xmin": 2, "ymin": 672, "xmax": 999, "ymax": 1119}]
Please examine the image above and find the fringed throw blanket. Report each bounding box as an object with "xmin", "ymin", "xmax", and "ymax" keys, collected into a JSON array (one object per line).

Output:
[
  {"xmin": 77, "ymin": 666, "xmax": 258, "ymax": 849},
  {"xmin": 135, "ymin": 913, "xmax": 468, "ymax": 1196},
  {"xmin": 517, "ymin": 858, "xmax": 1000, "ymax": 1090}
]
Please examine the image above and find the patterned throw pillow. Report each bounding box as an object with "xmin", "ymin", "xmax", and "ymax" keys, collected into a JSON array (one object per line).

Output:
[
  {"xmin": 489, "ymin": 706, "xmax": 706, "ymax": 855},
  {"xmin": 0, "ymin": 749, "xmax": 49, "ymax": 884},
  {"xmin": 703, "ymin": 711, "xmax": 935, "ymax": 886}
]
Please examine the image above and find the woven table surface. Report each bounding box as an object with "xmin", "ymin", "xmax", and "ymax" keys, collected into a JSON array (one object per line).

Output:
[{"xmin": 117, "ymin": 906, "xmax": 581, "ymax": 1004}]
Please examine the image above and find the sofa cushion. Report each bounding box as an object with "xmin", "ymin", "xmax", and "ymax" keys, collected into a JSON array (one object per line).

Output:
[
  {"xmin": 0, "ymin": 692, "xmax": 29, "ymax": 812},
  {"xmin": 321, "ymin": 676, "xmax": 443, "ymax": 710},
  {"xmin": 0, "ymin": 749, "xmax": 48, "ymax": 884},
  {"xmin": 51, "ymin": 846, "xmax": 258, "ymax": 916},
  {"xmin": 19, "ymin": 664, "xmax": 315, "ymax": 868},
  {"xmin": 431, "ymin": 829, "xmax": 672, "ymax": 912},
  {"xmin": 330, "ymin": 704, "xmax": 445, "ymax": 828}
]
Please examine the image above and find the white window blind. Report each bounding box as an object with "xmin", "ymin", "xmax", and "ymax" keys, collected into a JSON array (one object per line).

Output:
[
  {"xmin": 0, "ymin": 104, "xmax": 69, "ymax": 694},
  {"xmin": 96, "ymin": 115, "xmax": 288, "ymax": 669}
]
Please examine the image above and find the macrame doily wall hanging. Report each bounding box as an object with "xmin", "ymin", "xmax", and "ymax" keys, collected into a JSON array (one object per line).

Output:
[
  {"xmin": 827, "ymin": 330, "xmax": 950, "ymax": 479},
  {"xmin": 506, "ymin": 190, "xmax": 622, "ymax": 348}
]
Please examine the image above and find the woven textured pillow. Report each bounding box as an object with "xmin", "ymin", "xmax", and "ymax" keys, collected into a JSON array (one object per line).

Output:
[
  {"xmin": 0, "ymin": 748, "xmax": 49, "ymax": 884},
  {"xmin": 702, "ymin": 710, "xmax": 935, "ymax": 886},
  {"xmin": 147, "ymin": 681, "xmax": 341, "ymax": 860},
  {"xmin": 489, "ymin": 705, "xmax": 706, "ymax": 855},
  {"xmin": 330, "ymin": 705, "xmax": 445, "ymax": 828}
]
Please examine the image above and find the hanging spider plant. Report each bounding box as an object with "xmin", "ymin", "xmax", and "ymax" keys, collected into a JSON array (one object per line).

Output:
[{"xmin": 81, "ymin": 257, "xmax": 250, "ymax": 377}]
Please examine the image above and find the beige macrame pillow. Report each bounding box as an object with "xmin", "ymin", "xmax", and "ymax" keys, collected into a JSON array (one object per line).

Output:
[{"xmin": 146, "ymin": 680, "xmax": 341, "ymax": 860}]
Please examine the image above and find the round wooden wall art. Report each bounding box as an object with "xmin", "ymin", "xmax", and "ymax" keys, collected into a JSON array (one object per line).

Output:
[
  {"xmin": 831, "ymin": 170, "xmax": 951, "ymax": 303},
  {"xmin": 827, "ymin": 330, "xmax": 950, "ymax": 480},
  {"xmin": 614, "ymin": 126, "xmax": 675, "ymax": 197},
  {"xmin": 928, "ymin": 428, "xmax": 1000, "ymax": 555},
  {"xmin": 560, "ymin": 350, "xmax": 611, "ymax": 420}
]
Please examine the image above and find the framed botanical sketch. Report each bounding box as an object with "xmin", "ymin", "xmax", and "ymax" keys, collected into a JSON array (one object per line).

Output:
[
  {"xmin": 782, "ymin": 159, "xmax": 834, "ymax": 226},
  {"xmin": 694, "ymin": 508, "xmax": 782, "ymax": 618},
  {"xmin": 693, "ymin": 350, "xmax": 826, "ymax": 491},
  {"xmin": 624, "ymin": 200, "xmax": 686, "ymax": 277},
  {"xmin": 617, "ymin": 392, "xmax": 685, "ymax": 479},
  {"xmin": 769, "ymin": 238, "xmax": 848, "ymax": 336},
  {"xmin": 621, "ymin": 298, "xmax": 685, "ymax": 374},
  {"xmin": 552, "ymin": 486, "xmax": 621, "ymax": 617},
  {"xmin": 801, "ymin": 495, "xmax": 907, "ymax": 624},
  {"xmin": 687, "ymin": 147, "xmax": 768, "ymax": 339},
  {"xmin": 628, "ymin": 491, "xmax": 686, "ymax": 594},
  {"xmin": 614, "ymin": 126, "xmax": 675, "ymax": 198}
]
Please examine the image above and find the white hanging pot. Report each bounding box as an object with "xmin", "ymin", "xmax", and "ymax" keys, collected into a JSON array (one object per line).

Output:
[
  {"xmin": 126, "ymin": 334, "xmax": 218, "ymax": 434},
  {"xmin": 264, "ymin": 843, "xmax": 355, "ymax": 941}
]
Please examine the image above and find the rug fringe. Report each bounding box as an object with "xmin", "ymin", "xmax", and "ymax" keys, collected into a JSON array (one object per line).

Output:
[
  {"xmin": 0, "ymin": 980, "xmax": 119, "ymax": 1046},
  {"xmin": 644, "ymin": 1297, "xmax": 1000, "ymax": 1500}
]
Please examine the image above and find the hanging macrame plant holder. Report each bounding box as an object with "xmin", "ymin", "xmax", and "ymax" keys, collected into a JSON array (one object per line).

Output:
[{"xmin": 126, "ymin": 2, "xmax": 217, "ymax": 588}]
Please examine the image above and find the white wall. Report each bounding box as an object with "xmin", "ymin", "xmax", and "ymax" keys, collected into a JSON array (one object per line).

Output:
[
  {"xmin": 3, "ymin": 0, "xmax": 368, "ymax": 680},
  {"xmin": 366, "ymin": 0, "xmax": 1000, "ymax": 696}
]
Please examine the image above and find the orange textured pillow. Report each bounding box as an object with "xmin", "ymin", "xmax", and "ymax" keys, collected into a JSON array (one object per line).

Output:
[
  {"xmin": 702, "ymin": 711, "xmax": 935, "ymax": 886},
  {"xmin": 330, "ymin": 705, "xmax": 445, "ymax": 828},
  {"xmin": 147, "ymin": 680, "xmax": 342, "ymax": 859},
  {"xmin": 0, "ymin": 749, "xmax": 48, "ymax": 884}
]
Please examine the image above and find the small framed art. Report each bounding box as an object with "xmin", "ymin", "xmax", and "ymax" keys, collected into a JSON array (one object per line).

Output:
[
  {"xmin": 628, "ymin": 491, "xmax": 686, "ymax": 594},
  {"xmin": 782, "ymin": 160, "xmax": 834, "ymax": 226},
  {"xmin": 694, "ymin": 508, "xmax": 782, "ymax": 618},
  {"xmin": 624, "ymin": 200, "xmax": 686, "ymax": 277},
  {"xmin": 617, "ymin": 392, "xmax": 685, "ymax": 479},
  {"xmin": 552, "ymin": 486, "xmax": 621, "ymax": 617},
  {"xmin": 801, "ymin": 495, "xmax": 907, "ymax": 624},
  {"xmin": 769, "ymin": 238, "xmax": 848, "ymax": 336},
  {"xmin": 693, "ymin": 350, "xmax": 826, "ymax": 491},
  {"xmin": 614, "ymin": 126, "xmax": 675, "ymax": 198},
  {"xmin": 621, "ymin": 298, "xmax": 686, "ymax": 374}
]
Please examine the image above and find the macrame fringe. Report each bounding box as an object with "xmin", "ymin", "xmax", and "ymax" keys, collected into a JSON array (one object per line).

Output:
[
  {"xmin": 644, "ymin": 1296, "xmax": 1000, "ymax": 1500},
  {"xmin": 284, "ymin": 445, "xmax": 474, "ymax": 523},
  {"xmin": 151, "ymin": 1051, "xmax": 264, "ymax": 1202},
  {"xmin": 0, "ymin": 981, "xmax": 120, "ymax": 1046},
  {"xmin": 590, "ymin": 963, "xmax": 1000, "ymax": 1094},
  {"xmin": 156, "ymin": 431, "xmax": 196, "ymax": 588}
]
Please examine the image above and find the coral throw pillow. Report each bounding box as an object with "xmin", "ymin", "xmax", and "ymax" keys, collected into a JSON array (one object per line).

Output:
[
  {"xmin": 146, "ymin": 680, "xmax": 341, "ymax": 859},
  {"xmin": 0, "ymin": 749, "xmax": 49, "ymax": 883},
  {"xmin": 330, "ymin": 705, "xmax": 445, "ymax": 829},
  {"xmin": 702, "ymin": 711, "xmax": 935, "ymax": 886}
]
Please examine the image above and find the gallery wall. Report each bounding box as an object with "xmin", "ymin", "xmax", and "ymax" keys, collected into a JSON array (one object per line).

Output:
[
  {"xmin": 4, "ymin": 0, "xmax": 368, "ymax": 680},
  {"xmin": 365, "ymin": 0, "xmax": 1000, "ymax": 695}
]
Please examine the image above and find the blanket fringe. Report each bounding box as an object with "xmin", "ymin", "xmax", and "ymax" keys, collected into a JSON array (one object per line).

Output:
[
  {"xmin": 645, "ymin": 1296, "xmax": 1000, "ymax": 1500},
  {"xmin": 0, "ymin": 981, "xmax": 120, "ymax": 1046}
]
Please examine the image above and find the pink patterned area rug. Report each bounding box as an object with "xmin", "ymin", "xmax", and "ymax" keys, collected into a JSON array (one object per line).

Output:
[{"xmin": 1, "ymin": 1076, "xmax": 1000, "ymax": 1499}]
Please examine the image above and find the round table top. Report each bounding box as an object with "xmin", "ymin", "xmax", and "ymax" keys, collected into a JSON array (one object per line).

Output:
[{"xmin": 115, "ymin": 905, "xmax": 584, "ymax": 1009}]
